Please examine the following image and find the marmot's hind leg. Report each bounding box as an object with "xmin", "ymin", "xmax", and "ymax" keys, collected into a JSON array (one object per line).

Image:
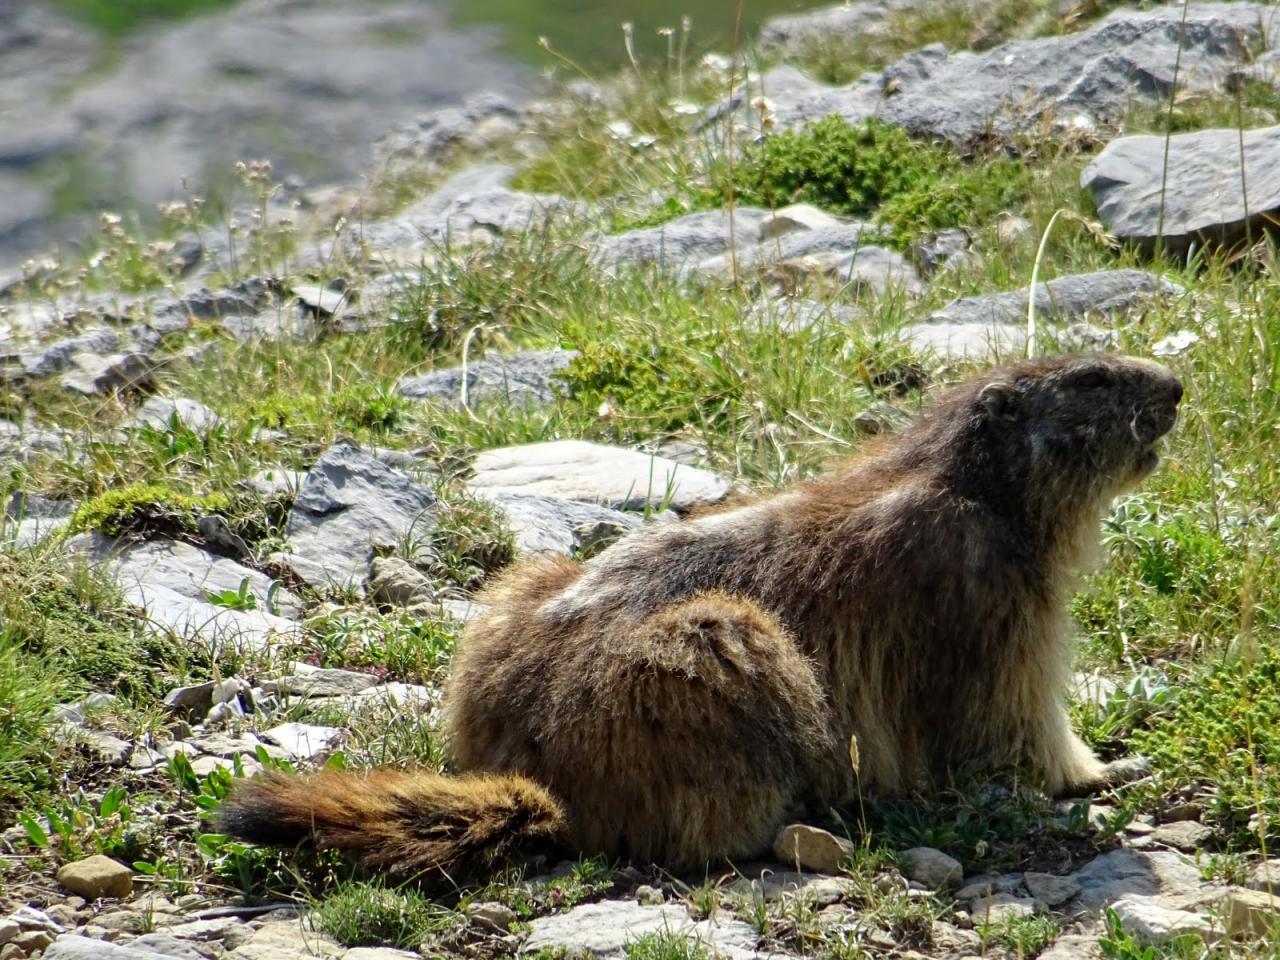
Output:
[{"xmin": 555, "ymin": 591, "xmax": 843, "ymax": 871}]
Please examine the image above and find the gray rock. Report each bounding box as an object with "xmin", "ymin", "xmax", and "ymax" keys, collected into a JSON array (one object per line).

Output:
[
  {"xmin": 773, "ymin": 824, "xmax": 855, "ymax": 874},
  {"xmin": 123, "ymin": 396, "xmax": 221, "ymax": 434},
  {"xmin": 483, "ymin": 492, "xmax": 643, "ymax": 556},
  {"xmin": 1110, "ymin": 896, "xmax": 1215, "ymax": 945},
  {"xmin": 76, "ymin": 730, "xmax": 132, "ymax": 766},
  {"xmin": 122, "ymin": 935, "xmax": 209, "ymax": 960},
  {"xmin": 726, "ymin": 870, "xmax": 852, "ymax": 904},
  {"xmin": 969, "ymin": 893, "xmax": 1038, "ymax": 923},
  {"xmin": 1082, "ymin": 124, "xmax": 1280, "ymax": 251},
  {"xmin": 1023, "ymin": 871, "xmax": 1082, "ymax": 907},
  {"xmin": 374, "ymin": 92, "xmax": 523, "ymax": 177},
  {"xmin": 1071, "ymin": 849, "xmax": 1225, "ymax": 912},
  {"xmin": 397, "ymin": 349, "xmax": 576, "ymax": 409},
  {"xmin": 266, "ymin": 664, "xmax": 381, "ymax": 697},
  {"xmin": 928, "ymin": 270, "xmax": 1181, "ymax": 326},
  {"xmin": 367, "ymin": 556, "xmax": 438, "ymax": 608},
  {"xmin": 522, "ymin": 901, "xmax": 770, "ymax": 960},
  {"xmin": 767, "ymin": 245, "xmax": 923, "ymax": 298},
  {"xmin": 280, "ymin": 439, "xmax": 438, "ymax": 590},
  {"xmin": 357, "ymin": 164, "xmax": 584, "ymax": 258},
  {"xmin": 61, "ymin": 351, "xmax": 154, "ymax": 396},
  {"xmin": 219, "ymin": 305, "xmax": 312, "ymax": 342},
  {"xmin": 262, "ymin": 722, "xmax": 342, "ymax": 760},
  {"xmin": 748, "ymin": 4, "xmax": 1272, "ymax": 146},
  {"xmin": 247, "ymin": 466, "xmax": 308, "ymax": 498},
  {"xmin": 957, "ymin": 874, "xmax": 1024, "ymax": 901},
  {"xmin": 1245, "ymin": 858, "xmax": 1280, "ymax": 892},
  {"xmin": 1038, "ymin": 932, "xmax": 1106, "ymax": 960},
  {"xmin": 1151, "ymin": 820, "xmax": 1215, "ymax": 852},
  {"xmin": 225, "ymin": 920, "xmax": 344, "ymax": 958},
  {"xmin": 21, "ymin": 327, "xmax": 120, "ymax": 379},
  {"xmin": 899, "ymin": 321, "xmax": 1027, "ymax": 359},
  {"xmin": 913, "ymin": 228, "xmax": 974, "ymax": 275},
  {"xmin": 696, "ymin": 222, "xmax": 881, "ymax": 276},
  {"xmin": 44, "ymin": 935, "xmax": 184, "ymax": 960},
  {"xmin": 759, "ymin": 0, "xmax": 963, "ymax": 54},
  {"xmin": 759, "ymin": 203, "xmax": 847, "ymax": 240},
  {"xmin": 594, "ymin": 208, "xmax": 772, "ymax": 269},
  {"xmin": 155, "ymin": 277, "xmax": 277, "ymax": 324},
  {"xmin": 163, "ymin": 683, "xmax": 216, "ymax": 721},
  {"xmin": 1222, "ymin": 888, "xmax": 1280, "ymax": 939},
  {"xmin": 1, "ymin": 515, "xmax": 70, "ymax": 548},
  {"xmin": 74, "ymin": 535, "xmax": 301, "ymax": 650},
  {"xmin": 469, "ymin": 440, "xmax": 731, "ymax": 512},
  {"xmin": 291, "ymin": 284, "xmax": 349, "ymax": 318},
  {"xmin": 899, "ymin": 847, "xmax": 963, "ymax": 891},
  {"xmin": 902, "ymin": 269, "xmax": 1180, "ymax": 359},
  {"xmin": 467, "ymin": 901, "xmax": 518, "ymax": 934},
  {"xmin": 748, "ymin": 297, "xmax": 860, "ymax": 333}
]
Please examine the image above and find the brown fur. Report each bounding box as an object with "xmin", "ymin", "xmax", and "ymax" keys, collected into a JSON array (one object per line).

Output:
[{"xmin": 218, "ymin": 353, "xmax": 1182, "ymax": 880}]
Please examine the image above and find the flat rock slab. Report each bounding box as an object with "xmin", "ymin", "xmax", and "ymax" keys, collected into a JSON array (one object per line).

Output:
[
  {"xmin": 123, "ymin": 396, "xmax": 221, "ymax": 433},
  {"xmin": 903, "ymin": 269, "xmax": 1180, "ymax": 359},
  {"xmin": 280, "ymin": 439, "xmax": 438, "ymax": 590},
  {"xmin": 695, "ymin": 222, "xmax": 883, "ymax": 276},
  {"xmin": 746, "ymin": 4, "xmax": 1272, "ymax": 146},
  {"xmin": 594, "ymin": 208, "xmax": 773, "ymax": 270},
  {"xmin": 1082, "ymin": 124, "xmax": 1280, "ymax": 250},
  {"xmin": 262, "ymin": 722, "xmax": 343, "ymax": 760},
  {"xmin": 44, "ymin": 936, "xmax": 183, "ymax": 959},
  {"xmin": 928, "ymin": 270, "xmax": 1181, "ymax": 326},
  {"xmin": 482, "ymin": 492, "xmax": 643, "ymax": 556},
  {"xmin": 522, "ymin": 901, "xmax": 777, "ymax": 960},
  {"xmin": 1070, "ymin": 849, "xmax": 1226, "ymax": 912},
  {"xmin": 469, "ymin": 440, "xmax": 731, "ymax": 512},
  {"xmin": 357, "ymin": 164, "xmax": 585, "ymax": 258},
  {"xmin": 397, "ymin": 349, "xmax": 576, "ymax": 409},
  {"xmin": 75, "ymin": 535, "xmax": 301, "ymax": 651}
]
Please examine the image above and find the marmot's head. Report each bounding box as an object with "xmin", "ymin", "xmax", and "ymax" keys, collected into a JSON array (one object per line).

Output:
[{"xmin": 971, "ymin": 353, "xmax": 1183, "ymax": 496}]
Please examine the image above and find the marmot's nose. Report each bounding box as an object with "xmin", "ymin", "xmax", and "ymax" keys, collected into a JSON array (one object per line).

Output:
[{"xmin": 1170, "ymin": 378, "xmax": 1184, "ymax": 405}]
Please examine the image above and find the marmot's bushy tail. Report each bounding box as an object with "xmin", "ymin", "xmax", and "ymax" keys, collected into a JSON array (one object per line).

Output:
[{"xmin": 215, "ymin": 769, "xmax": 570, "ymax": 882}]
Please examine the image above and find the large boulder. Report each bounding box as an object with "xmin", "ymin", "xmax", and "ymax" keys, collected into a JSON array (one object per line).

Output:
[
  {"xmin": 1082, "ymin": 124, "xmax": 1280, "ymax": 251},
  {"xmin": 277, "ymin": 440, "xmax": 438, "ymax": 590},
  {"xmin": 741, "ymin": 4, "xmax": 1272, "ymax": 147}
]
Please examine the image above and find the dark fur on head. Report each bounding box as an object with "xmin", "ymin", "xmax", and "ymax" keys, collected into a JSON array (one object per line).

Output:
[{"xmin": 219, "ymin": 353, "xmax": 1182, "ymax": 878}]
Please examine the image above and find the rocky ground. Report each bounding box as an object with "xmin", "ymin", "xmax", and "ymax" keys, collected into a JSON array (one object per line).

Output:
[{"xmin": 3, "ymin": 1, "xmax": 1280, "ymax": 958}]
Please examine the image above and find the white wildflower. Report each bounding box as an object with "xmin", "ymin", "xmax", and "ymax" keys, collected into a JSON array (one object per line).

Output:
[
  {"xmin": 1151, "ymin": 330, "xmax": 1200, "ymax": 357},
  {"xmin": 606, "ymin": 120, "xmax": 635, "ymax": 139}
]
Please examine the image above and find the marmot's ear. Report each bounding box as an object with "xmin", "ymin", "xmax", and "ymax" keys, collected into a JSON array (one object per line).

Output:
[{"xmin": 978, "ymin": 380, "xmax": 1019, "ymax": 422}]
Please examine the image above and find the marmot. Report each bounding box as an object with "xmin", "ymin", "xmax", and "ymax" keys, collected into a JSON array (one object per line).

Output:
[{"xmin": 218, "ymin": 352, "xmax": 1183, "ymax": 881}]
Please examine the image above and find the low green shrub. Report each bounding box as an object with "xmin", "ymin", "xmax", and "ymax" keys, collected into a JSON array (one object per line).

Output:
[{"xmin": 731, "ymin": 116, "xmax": 1029, "ymax": 246}]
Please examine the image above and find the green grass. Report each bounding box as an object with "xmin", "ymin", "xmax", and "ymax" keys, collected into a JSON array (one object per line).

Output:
[
  {"xmin": 312, "ymin": 881, "xmax": 454, "ymax": 948},
  {"xmin": 52, "ymin": 0, "xmax": 242, "ymax": 34}
]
